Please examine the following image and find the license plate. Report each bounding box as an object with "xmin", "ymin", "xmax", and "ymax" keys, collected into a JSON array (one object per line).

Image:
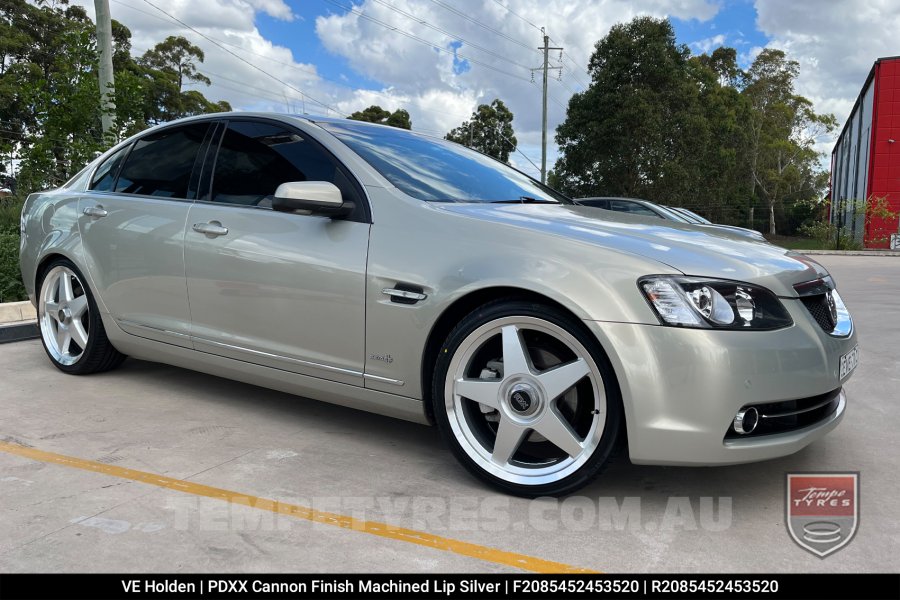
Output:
[{"xmin": 839, "ymin": 345, "xmax": 859, "ymax": 379}]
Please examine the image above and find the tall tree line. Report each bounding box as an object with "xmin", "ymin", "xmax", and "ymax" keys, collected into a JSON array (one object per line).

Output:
[
  {"xmin": 551, "ymin": 17, "xmax": 835, "ymax": 235},
  {"xmin": 0, "ymin": 0, "xmax": 230, "ymax": 196}
]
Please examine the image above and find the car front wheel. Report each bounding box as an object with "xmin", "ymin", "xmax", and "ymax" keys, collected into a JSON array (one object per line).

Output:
[{"xmin": 432, "ymin": 299, "xmax": 622, "ymax": 497}]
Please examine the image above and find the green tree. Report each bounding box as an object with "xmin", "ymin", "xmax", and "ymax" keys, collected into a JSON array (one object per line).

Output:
[
  {"xmin": 742, "ymin": 49, "xmax": 836, "ymax": 235},
  {"xmin": 445, "ymin": 98, "xmax": 517, "ymax": 162},
  {"xmin": 551, "ymin": 16, "xmax": 832, "ymax": 234},
  {"xmin": 684, "ymin": 49, "xmax": 752, "ymax": 222},
  {"xmin": 347, "ymin": 105, "xmax": 412, "ymax": 129},
  {"xmin": 0, "ymin": 1, "xmax": 230, "ymax": 195},
  {"xmin": 553, "ymin": 17, "xmax": 708, "ymax": 201},
  {"xmin": 141, "ymin": 35, "xmax": 210, "ymax": 91}
]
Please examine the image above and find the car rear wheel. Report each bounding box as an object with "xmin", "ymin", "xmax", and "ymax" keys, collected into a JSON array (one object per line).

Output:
[
  {"xmin": 432, "ymin": 299, "xmax": 621, "ymax": 497},
  {"xmin": 37, "ymin": 259, "xmax": 125, "ymax": 374}
]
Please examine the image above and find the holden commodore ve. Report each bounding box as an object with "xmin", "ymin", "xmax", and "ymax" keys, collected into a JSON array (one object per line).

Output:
[{"xmin": 19, "ymin": 113, "xmax": 858, "ymax": 496}]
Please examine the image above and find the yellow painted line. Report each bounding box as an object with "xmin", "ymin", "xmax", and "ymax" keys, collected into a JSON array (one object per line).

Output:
[{"xmin": 0, "ymin": 441, "xmax": 597, "ymax": 574}]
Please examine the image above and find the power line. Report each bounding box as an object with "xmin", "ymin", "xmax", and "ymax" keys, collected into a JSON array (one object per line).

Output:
[
  {"xmin": 553, "ymin": 48, "xmax": 590, "ymax": 89},
  {"xmin": 428, "ymin": 0, "xmax": 538, "ymax": 54},
  {"xmin": 549, "ymin": 38, "xmax": 591, "ymax": 86},
  {"xmin": 555, "ymin": 74, "xmax": 580, "ymax": 98},
  {"xmin": 140, "ymin": 0, "xmax": 341, "ymax": 115},
  {"xmin": 369, "ymin": 0, "xmax": 533, "ymax": 70},
  {"xmin": 560, "ymin": 48, "xmax": 591, "ymax": 79},
  {"xmin": 485, "ymin": 0, "xmax": 590, "ymax": 91},
  {"xmin": 490, "ymin": 0, "xmax": 541, "ymax": 33},
  {"xmin": 113, "ymin": 0, "xmax": 476, "ymax": 123},
  {"xmin": 195, "ymin": 73, "xmax": 466, "ymax": 140},
  {"xmin": 114, "ymin": 1, "xmax": 498, "ymax": 133},
  {"xmin": 322, "ymin": 0, "xmax": 532, "ymax": 83},
  {"xmin": 486, "ymin": 0, "xmax": 592, "ymax": 87},
  {"xmin": 548, "ymin": 93, "xmax": 568, "ymax": 112},
  {"xmin": 114, "ymin": 0, "xmax": 551, "ymax": 168}
]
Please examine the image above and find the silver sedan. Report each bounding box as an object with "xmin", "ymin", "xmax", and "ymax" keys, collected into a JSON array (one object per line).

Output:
[{"xmin": 19, "ymin": 113, "xmax": 858, "ymax": 496}]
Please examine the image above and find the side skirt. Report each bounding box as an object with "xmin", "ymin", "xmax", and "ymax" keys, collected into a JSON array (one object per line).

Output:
[{"xmin": 100, "ymin": 313, "xmax": 430, "ymax": 425}]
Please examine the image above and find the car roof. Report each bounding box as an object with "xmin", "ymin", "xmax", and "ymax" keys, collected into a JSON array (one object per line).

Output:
[{"xmin": 141, "ymin": 111, "xmax": 382, "ymax": 130}]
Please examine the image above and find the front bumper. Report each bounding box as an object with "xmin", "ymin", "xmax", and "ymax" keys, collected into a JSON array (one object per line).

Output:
[{"xmin": 586, "ymin": 298, "xmax": 857, "ymax": 465}]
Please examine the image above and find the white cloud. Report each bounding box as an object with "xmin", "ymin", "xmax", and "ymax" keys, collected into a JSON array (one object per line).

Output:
[
  {"xmin": 754, "ymin": 0, "xmax": 900, "ymax": 135},
  {"xmin": 74, "ymin": 0, "xmax": 721, "ymax": 175},
  {"xmin": 690, "ymin": 33, "xmax": 726, "ymax": 54},
  {"xmin": 738, "ymin": 45, "xmax": 764, "ymax": 67},
  {"xmin": 314, "ymin": 0, "xmax": 720, "ymax": 170},
  {"xmin": 74, "ymin": 0, "xmax": 326, "ymax": 115},
  {"xmin": 242, "ymin": 0, "xmax": 295, "ymax": 22}
]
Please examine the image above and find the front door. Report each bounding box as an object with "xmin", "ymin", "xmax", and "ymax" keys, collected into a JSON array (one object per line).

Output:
[
  {"xmin": 183, "ymin": 119, "xmax": 370, "ymax": 385},
  {"xmin": 78, "ymin": 122, "xmax": 212, "ymax": 348}
]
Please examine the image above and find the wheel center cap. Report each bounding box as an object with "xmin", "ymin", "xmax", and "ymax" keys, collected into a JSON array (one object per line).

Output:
[
  {"xmin": 510, "ymin": 390, "xmax": 532, "ymax": 412},
  {"xmin": 57, "ymin": 306, "xmax": 72, "ymax": 324},
  {"xmin": 507, "ymin": 382, "xmax": 540, "ymax": 417}
]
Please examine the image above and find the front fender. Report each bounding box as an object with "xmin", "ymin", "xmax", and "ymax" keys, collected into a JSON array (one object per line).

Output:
[{"xmin": 361, "ymin": 190, "xmax": 678, "ymax": 399}]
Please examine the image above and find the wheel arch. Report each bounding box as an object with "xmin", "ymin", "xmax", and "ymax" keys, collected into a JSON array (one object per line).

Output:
[{"xmin": 35, "ymin": 252, "xmax": 77, "ymax": 292}]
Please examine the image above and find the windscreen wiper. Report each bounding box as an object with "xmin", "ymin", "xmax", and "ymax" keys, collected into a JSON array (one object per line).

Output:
[{"xmin": 489, "ymin": 197, "xmax": 558, "ymax": 204}]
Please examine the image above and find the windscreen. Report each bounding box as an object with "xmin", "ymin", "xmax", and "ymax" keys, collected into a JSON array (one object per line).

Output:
[{"xmin": 320, "ymin": 121, "xmax": 570, "ymax": 204}]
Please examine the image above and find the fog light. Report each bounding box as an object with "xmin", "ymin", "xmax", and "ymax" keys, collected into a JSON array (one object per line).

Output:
[{"xmin": 733, "ymin": 407, "xmax": 759, "ymax": 434}]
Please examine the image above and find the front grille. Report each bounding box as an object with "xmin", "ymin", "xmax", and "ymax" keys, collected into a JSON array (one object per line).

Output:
[
  {"xmin": 800, "ymin": 294, "xmax": 836, "ymax": 333},
  {"xmin": 724, "ymin": 387, "xmax": 842, "ymax": 440}
]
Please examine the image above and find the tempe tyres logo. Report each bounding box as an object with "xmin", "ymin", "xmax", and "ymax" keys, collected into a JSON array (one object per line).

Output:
[{"xmin": 786, "ymin": 472, "xmax": 859, "ymax": 558}]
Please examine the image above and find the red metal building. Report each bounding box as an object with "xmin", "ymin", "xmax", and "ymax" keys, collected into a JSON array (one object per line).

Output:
[{"xmin": 831, "ymin": 56, "xmax": 900, "ymax": 248}]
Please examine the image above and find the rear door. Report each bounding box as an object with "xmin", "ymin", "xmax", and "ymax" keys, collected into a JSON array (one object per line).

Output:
[
  {"xmin": 78, "ymin": 122, "xmax": 213, "ymax": 347},
  {"xmin": 183, "ymin": 119, "xmax": 370, "ymax": 385}
]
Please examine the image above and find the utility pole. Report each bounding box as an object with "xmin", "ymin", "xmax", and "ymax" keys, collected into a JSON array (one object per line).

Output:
[
  {"xmin": 531, "ymin": 29, "xmax": 562, "ymax": 183},
  {"xmin": 94, "ymin": 0, "xmax": 116, "ymax": 139}
]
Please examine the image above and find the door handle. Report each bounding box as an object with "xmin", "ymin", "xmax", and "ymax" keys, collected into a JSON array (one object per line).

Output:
[
  {"xmin": 192, "ymin": 221, "xmax": 229, "ymax": 237},
  {"xmin": 83, "ymin": 205, "xmax": 108, "ymax": 218}
]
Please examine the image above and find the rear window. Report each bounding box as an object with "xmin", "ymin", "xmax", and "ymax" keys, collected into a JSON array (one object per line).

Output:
[
  {"xmin": 114, "ymin": 123, "xmax": 209, "ymax": 198},
  {"xmin": 89, "ymin": 145, "xmax": 130, "ymax": 191}
]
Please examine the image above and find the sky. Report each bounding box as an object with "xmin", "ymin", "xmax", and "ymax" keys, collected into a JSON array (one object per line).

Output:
[{"xmin": 71, "ymin": 0, "xmax": 900, "ymax": 179}]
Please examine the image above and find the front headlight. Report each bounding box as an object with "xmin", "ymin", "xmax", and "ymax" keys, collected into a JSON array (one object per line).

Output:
[{"xmin": 639, "ymin": 276, "xmax": 793, "ymax": 330}]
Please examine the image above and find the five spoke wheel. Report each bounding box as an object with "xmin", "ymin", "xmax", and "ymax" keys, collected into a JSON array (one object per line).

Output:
[
  {"xmin": 442, "ymin": 314, "xmax": 609, "ymax": 489},
  {"xmin": 39, "ymin": 265, "xmax": 91, "ymax": 366}
]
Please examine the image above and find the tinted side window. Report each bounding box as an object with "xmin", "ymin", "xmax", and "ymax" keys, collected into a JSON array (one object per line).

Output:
[
  {"xmin": 115, "ymin": 123, "xmax": 209, "ymax": 198},
  {"xmin": 579, "ymin": 198, "xmax": 609, "ymax": 209},
  {"xmin": 90, "ymin": 145, "xmax": 130, "ymax": 191},
  {"xmin": 210, "ymin": 120, "xmax": 358, "ymax": 209},
  {"xmin": 610, "ymin": 200, "xmax": 660, "ymax": 218}
]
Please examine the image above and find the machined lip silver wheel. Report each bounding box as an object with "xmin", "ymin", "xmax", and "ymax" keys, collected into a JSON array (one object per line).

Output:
[
  {"xmin": 39, "ymin": 266, "xmax": 90, "ymax": 366},
  {"xmin": 444, "ymin": 316, "xmax": 607, "ymax": 486}
]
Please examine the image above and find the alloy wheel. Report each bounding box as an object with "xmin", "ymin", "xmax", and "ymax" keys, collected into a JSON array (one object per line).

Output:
[
  {"xmin": 444, "ymin": 316, "xmax": 607, "ymax": 486},
  {"xmin": 39, "ymin": 265, "xmax": 91, "ymax": 366}
]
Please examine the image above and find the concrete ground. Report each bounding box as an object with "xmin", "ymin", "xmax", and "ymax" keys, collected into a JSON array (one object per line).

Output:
[{"xmin": 0, "ymin": 255, "xmax": 897, "ymax": 573}]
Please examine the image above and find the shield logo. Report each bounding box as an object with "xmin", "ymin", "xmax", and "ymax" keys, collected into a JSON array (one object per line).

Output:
[{"xmin": 786, "ymin": 472, "xmax": 859, "ymax": 558}]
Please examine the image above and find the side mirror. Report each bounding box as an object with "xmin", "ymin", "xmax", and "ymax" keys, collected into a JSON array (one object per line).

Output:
[{"xmin": 272, "ymin": 181, "xmax": 354, "ymax": 218}]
